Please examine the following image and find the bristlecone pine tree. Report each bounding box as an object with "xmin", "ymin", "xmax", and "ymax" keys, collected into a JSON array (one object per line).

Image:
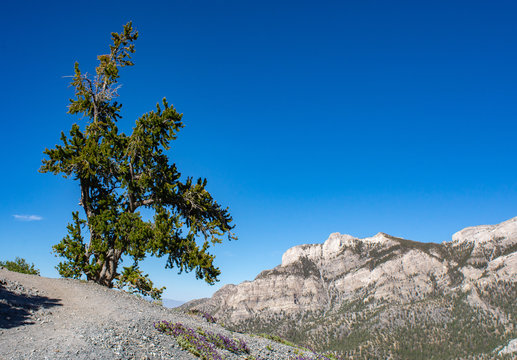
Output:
[{"xmin": 40, "ymin": 22, "xmax": 236, "ymax": 299}]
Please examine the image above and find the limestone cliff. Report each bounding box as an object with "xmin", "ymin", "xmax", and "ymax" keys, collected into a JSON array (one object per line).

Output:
[{"xmin": 183, "ymin": 216, "xmax": 517, "ymax": 359}]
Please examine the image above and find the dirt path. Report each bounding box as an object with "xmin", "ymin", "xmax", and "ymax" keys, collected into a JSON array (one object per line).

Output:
[
  {"xmin": 0, "ymin": 268, "xmax": 129, "ymax": 320},
  {"xmin": 0, "ymin": 269, "xmax": 307, "ymax": 360},
  {"xmin": 0, "ymin": 268, "xmax": 196, "ymax": 359}
]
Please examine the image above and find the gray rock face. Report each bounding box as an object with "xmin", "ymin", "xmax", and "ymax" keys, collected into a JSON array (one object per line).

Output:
[
  {"xmin": 499, "ymin": 338, "xmax": 517, "ymax": 355},
  {"xmin": 184, "ymin": 216, "xmax": 517, "ymax": 358}
]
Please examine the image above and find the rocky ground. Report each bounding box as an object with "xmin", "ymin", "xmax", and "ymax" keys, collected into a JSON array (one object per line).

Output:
[{"xmin": 0, "ymin": 268, "xmax": 307, "ymax": 360}]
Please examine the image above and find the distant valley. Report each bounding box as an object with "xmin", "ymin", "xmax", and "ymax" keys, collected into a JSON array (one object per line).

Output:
[
  {"xmin": 161, "ymin": 298, "xmax": 186, "ymax": 308},
  {"xmin": 183, "ymin": 216, "xmax": 517, "ymax": 359}
]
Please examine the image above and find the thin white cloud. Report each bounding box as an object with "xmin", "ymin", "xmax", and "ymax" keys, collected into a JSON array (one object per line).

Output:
[{"xmin": 13, "ymin": 214, "xmax": 43, "ymax": 221}]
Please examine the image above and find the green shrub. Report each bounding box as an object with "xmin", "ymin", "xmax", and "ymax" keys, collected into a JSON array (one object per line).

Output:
[{"xmin": 0, "ymin": 257, "xmax": 40, "ymax": 275}]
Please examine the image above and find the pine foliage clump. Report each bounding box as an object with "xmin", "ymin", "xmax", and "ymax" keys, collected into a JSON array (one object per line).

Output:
[{"xmin": 0, "ymin": 257, "xmax": 40, "ymax": 276}]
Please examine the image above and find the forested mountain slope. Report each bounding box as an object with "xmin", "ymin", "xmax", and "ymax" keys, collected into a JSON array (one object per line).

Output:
[{"xmin": 183, "ymin": 217, "xmax": 517, "ymax": 359}]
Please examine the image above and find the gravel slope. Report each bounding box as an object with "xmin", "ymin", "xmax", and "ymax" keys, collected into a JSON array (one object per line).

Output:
[{"xmin": 0, "ymin": 268, "xmax": 304, "ymax": 360}]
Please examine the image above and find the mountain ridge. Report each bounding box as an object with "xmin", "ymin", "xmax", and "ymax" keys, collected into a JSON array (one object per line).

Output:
[{"xmin": 183, "ymin": 216, "xmax": 517, "ymax": 359}]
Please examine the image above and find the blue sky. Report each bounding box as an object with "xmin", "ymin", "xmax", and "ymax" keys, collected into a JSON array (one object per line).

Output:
[{"xmin": 1, "ymin": 0, "xmax": 516, "ymax": 301}]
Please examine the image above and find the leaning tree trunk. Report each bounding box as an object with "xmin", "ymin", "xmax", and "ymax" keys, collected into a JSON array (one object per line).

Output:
[{"xmin": 91, "ymin": 248, "xmax": 123, "ymax": 287}]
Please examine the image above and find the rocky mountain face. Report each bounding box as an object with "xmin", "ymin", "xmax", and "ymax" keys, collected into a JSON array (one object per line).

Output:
[{"xmin": 183, "ymin": 217, "xmax": 517, "ymax": 359}]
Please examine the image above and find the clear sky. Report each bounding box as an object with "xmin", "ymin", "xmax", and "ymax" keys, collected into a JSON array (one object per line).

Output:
[{"xmin": 1, "ymin": 0, "xmax": 516, "ymax": 301}]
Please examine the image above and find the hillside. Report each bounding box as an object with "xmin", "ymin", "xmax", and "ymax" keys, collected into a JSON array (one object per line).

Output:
[
  {"xmin": 0, "ymin": 268, "xmax": 323, "ymax": 360},
  {"xmin": 183, "ymin": 216, "xmax": 517, "ymax": 359}
]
